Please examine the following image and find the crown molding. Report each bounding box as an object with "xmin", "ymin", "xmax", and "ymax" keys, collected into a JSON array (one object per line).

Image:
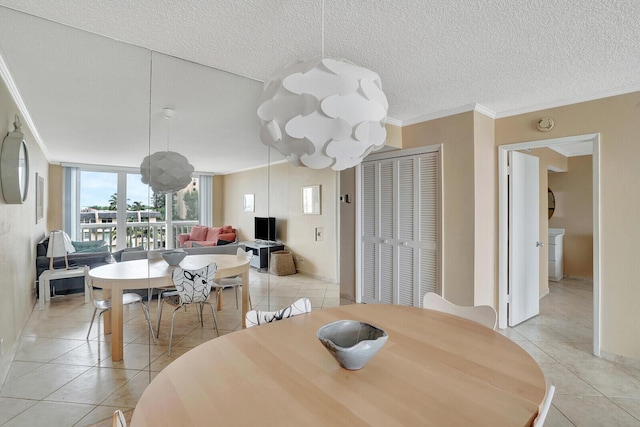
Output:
[
  {"xmin": 0, "ymin": 52, "xmax": 49, "ymax": 159},
  {"xmin": 388, "ymin": 103, "xmax": 496, "ymax": 127},
  {"xmin": 494, "ymin": 84, "xmax": 640, "ymax": 119},
  {"xmin": 384, "ymin": 117, "xmax": 402, "ymax": 127}
]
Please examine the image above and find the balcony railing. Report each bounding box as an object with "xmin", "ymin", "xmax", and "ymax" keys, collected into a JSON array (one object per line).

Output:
[{"xmin": 79, "ymin": 221, "xmax": 198, "ymax": 250}]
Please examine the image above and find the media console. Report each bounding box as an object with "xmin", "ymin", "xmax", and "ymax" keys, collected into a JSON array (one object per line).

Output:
[{"xmin": 241, "ymin": 241, "xmax": 285, "ymax": 272}]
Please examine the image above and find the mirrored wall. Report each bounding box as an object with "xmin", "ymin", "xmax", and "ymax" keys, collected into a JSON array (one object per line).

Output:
[{"xmin": 0, "ymin": 6, "xmax": 341, "ymax": 419}]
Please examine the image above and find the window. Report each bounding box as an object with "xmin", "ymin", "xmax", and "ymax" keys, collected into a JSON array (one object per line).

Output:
[{"xmin": 69, "ymin": 168, "xmax": 205, "ymax": 250}]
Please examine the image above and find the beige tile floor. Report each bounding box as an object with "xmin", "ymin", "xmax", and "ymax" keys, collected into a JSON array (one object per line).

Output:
[
  {"xmin": 0, "ymin": 270, "xmax": 341, "ymax": 426},
  {"xmin": 504, "ymin": 278, "xmax": 640, "ymax": 426},
  {"xmin": 2, "ymin": 275, "xmax": 640, "ymax": 426}
]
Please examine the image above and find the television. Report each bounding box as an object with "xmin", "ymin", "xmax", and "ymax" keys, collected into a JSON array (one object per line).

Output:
[{"xmin": 254, "ymin": 217, "xmax": 276, "ymax": 242}]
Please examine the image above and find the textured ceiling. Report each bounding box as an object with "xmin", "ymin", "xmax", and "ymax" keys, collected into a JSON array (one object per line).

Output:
[{"xmin": 0, "ymin": 1, "xmax": 639, "ymax": 172}]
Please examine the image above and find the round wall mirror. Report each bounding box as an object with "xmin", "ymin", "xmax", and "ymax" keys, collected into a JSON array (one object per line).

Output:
[
  {"xmin": 1, "ymin": 116, "xmax": 29, "ymax": 204},
  {"xmin": 548, "ymin": 188, "xmax": 555, "ymax": 219}
]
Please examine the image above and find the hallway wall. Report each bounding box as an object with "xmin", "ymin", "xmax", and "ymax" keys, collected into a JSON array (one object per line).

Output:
[{"xmin": 549, "ymin": 155, "xmax": 594, "ymax": 279}]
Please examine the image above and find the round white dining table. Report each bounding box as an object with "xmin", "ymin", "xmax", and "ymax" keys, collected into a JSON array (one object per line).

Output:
[
  {"xmin": 131, "ymin": 303, "xmax": 546, "ymax": 427},
  {"xmin": 88, "ymin": 254, "xmax": 250, "ymax": 361}
]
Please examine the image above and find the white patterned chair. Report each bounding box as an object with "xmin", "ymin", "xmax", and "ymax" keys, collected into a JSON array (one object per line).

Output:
[
  {"xmin": 245, "ymin": 297, "xmax": 312, "ymax": 328},
  {"xmin": 156, "ymin": 263, "xmax": 218, "ymax": 355}
]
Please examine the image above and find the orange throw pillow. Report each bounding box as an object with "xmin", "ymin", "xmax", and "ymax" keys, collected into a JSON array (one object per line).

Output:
[{"xmin": 206, "ymin": 227, "xmax": 222, "ymax": 242}]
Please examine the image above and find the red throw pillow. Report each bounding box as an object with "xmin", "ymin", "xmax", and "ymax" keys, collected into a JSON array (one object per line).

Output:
[
  {"xmin": 217, "ymin": 232, "xmax": 236, "ymax": 243},
  {"xmin": 221, "ymin": 225, "xmax": 233, "ymax": 232},
  {"xmin": 206, "ymin": 227, "xmax": 222, "ymax": 242},
  {"xmin": 190, "ymin": 226, "xmax": 208, "ymax": 241}
]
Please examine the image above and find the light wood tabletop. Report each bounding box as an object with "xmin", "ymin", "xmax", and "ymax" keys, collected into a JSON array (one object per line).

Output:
[
  {"xmin": 131, "ymin": 304, "xmax": 546, "ymax": 427},
  {"xmin": 88, "ymin": 254, "xmax": 250, "ymax": 361}
]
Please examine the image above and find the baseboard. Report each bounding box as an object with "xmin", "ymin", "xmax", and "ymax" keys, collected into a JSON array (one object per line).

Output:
[
  {"xmin": 600, "ymin": 350, "xmax": 640, "ymax": 370},
  {"xmin": 563, "ymin": 275, "xmax": 594, "ymax": 284},
  {"xmin": 340, "ymin": 293, "xmax": 355, "ymax": 304},
  {"xmin": 0, "ymin": 299, "xmax": 35, "ymax": 389},
  {"xmin": 293, "ymin": 270, "xmax": 337, "ymax": 283}
]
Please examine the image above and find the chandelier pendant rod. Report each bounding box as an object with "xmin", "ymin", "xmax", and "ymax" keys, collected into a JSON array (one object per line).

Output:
[
  {"xmin": 321, "ymin": 0, "xmax": 325, "ymax": 58},
  {"xmin": 148, "ymin": 51, "xmax": 154, "ymax": 154}
]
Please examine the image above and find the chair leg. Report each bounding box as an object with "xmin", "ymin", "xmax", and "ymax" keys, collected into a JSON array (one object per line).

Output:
[
  {"xmin": 156, "ymin": 293, "xmax": 163, "ymax": 332},
  {"xmin": 156, "ymin": 298, "xmax": 165, "ymax": 337},
  {"xmin": 87, "ymin": 307, "xmax": 98, "ymax": 340},
  {"xmin": 196, "ymin": 303, "xmax": 203, "ymax": 327},
  {"xmin": 139, "ymin": 302, "xmax": 157, "ymax": 344},
  {"xmin": 97, "ymin": 310, "xmax": 104, "ymax": 362},
  {"xmin": 234, "ymin": 286, "xmax": 239, "ymax": 309},
  {"xmin": 203, "ymin": 302, "xmax": 220, "ymax": 337},
  {"xmin": 168, "ymin": 306, "xmax": 183, "ymax": 356}
]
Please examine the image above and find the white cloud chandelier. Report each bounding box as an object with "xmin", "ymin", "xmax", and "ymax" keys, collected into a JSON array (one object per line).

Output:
[
  {"xmin": 140, "ymin": 150, "xmax": 194, "ymax": 194},
  {"xmin": 257, "ymin": 56, "xmax": 388, "ymax": 171},
  {"xmin": 140, "ymin": 106, "xmax": 194, "ymax": 194}
]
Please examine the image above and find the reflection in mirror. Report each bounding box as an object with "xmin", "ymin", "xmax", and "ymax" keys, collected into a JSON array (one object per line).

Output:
[
  {"xmin": 548, "ymin": 188, "xmax": 556, "ymax": 219},
  {"xmin": 302, "ymin": 185, "xmax": 321, "ymax": 214},
  {"xmin": 0, "ymin": 5, "xmax": 273, "ymax": 400},
  {"xmin": 0, "ymin": 6, "xmax": 342, "ymax": 423}
]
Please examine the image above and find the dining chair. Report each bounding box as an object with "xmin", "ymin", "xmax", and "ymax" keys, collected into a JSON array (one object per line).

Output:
[
  {"xmin": 245, "ymin": 297, "xmax": 312, "ymax": 328},
  {"xmin": 86, "ymin": 284, "xmax": 156, "ymax": 361},
  {"xmin": 533, "ymin": 384, "xmax": 556, "ymax": 427},
  {"xmin": 422, "ymin": 292, "xmax": 497, "ymax": 330},
  {"xmin": 120, "ymin": 250, "xmax": 148, "ymax": 262},
  {"xmin": 112, "ymin": 409, "xmax": 127, "ymax": 427},
  {"xmin": 156, "ymin": 263, "xmax": 218, "ymax": 355},
  {"xmin": 214, "ymin": 248, "xmax": 254, "ymax": 310}
]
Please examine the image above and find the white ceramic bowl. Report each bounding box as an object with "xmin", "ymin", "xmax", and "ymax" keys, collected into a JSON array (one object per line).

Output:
[
  {"xmin": 317, "ymin": 320, "xmax": 388, "ymax": 370},
  {"xmin": 161, "ymin": 250, "xmax": 186, "ymax": 266}
]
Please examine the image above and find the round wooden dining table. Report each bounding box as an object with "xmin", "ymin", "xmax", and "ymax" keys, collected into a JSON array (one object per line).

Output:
[
  {"xmin": 131, "ymin": 304, "xmax": 546, "ymax": 427},
  {"xmin": 88, "ymin": 254, "xmax": 250, "ymax": 361}
]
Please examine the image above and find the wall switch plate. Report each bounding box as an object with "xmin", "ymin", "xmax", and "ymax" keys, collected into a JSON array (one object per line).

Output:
[{"xmin": 315, "ymin": 227, "xmax": 324, "ymax": 241}]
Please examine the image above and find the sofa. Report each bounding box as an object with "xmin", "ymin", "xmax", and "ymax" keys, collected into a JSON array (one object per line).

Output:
[
  {"xmin": 36, "ymin": 235, "xmax": 112, "ymax": 296},
  {"xmin": 177, "ymin": 225, "xmax": 237, "ymax": 248}
]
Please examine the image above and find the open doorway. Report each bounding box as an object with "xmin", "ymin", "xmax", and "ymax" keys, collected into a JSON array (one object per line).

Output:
[{"xmin": 498, "ymin": 133, "xmax": 601, "ymax": 357}]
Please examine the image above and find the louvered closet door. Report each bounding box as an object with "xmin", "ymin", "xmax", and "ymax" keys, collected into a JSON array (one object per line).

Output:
[
  {"xmin": 361, "ymin": 151, "xmax": 439, "ymax": 307},
  {"xmin": 417, "ymin": 154, "xmax": 439, "ymax": 303},
  {"xmin": 397, "ymin": 157, "xmax": 416, "ymax": 306},
  {"xmin": 361, "ymin": 162, "xmax": 377, "ymax": 302}
]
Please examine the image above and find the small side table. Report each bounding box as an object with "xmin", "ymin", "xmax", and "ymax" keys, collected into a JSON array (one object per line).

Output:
[{"xmin": 38, "ymin": 266, "xmax": 90, "ymax": 310}]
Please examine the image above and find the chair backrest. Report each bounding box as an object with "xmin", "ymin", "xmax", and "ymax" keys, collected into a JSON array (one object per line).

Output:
[
  {"xmin": 422, "ymin": 292, "xmax": 497, "ymax": 330},
  {"xmin": 172, "ymin": 263, "xmax": 217, "ymax": 304},
  {"xmin": 245, "ymin": 297, "xmax": 312, "ymax": 328},
  {"xmin": 121, "ymin": 250, "xmax": 148, "ymax": 262},
  {"xmin": 147, "ymin": 250, "xmax": 164, "ymax": 260},
  {"xmin": 533, "ymin": 384, "xmax": 555, "ymax": 427},
  {"xmin": 237, "ymin": 247, "xmax": 253, "ymax": 260},
  {"xmin": 112, "ymin": 409, "xmax": 127, "ymax": 427}
]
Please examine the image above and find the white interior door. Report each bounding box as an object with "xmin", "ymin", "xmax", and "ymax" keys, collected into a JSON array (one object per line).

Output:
[{"xmin": 508, "ymin": 151, "xmax": 540, "ymax": 326}]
